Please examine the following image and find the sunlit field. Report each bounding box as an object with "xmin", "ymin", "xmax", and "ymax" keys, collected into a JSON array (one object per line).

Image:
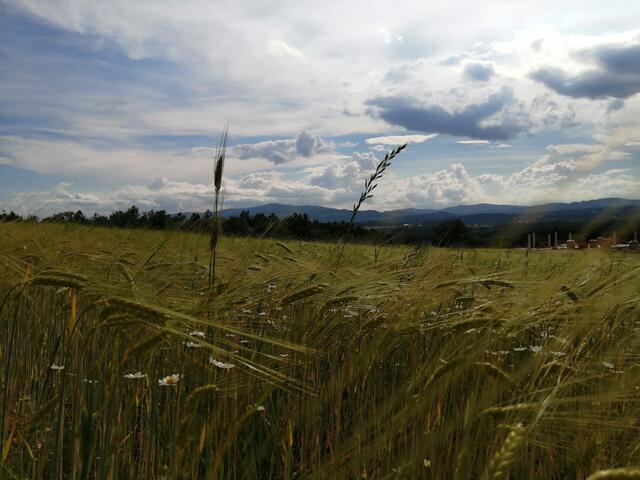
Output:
[{"xmin": 2, "ymin": 222, "xmax": 640, "ymax": 479}]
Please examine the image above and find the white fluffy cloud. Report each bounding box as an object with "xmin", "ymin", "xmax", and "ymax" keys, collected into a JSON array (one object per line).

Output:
[{"xmin": 7, "ymin": 143, "xmax": 638, "ymax": 216}]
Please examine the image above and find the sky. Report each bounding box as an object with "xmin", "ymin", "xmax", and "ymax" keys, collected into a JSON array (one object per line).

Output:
[{"xmin": 1, "ymin": 0, "xmax": 639, "ymax": 215}]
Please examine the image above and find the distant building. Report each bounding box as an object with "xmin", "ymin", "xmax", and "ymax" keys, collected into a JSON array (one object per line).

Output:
[{"xmin": 588, "ymin": 237, "xmax": 613, "ymax": 249}]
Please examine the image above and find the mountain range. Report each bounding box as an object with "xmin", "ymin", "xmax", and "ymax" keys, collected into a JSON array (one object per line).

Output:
[{"xmin": 220, "ymin": 198, "xmax": 640, "ymax": 226}]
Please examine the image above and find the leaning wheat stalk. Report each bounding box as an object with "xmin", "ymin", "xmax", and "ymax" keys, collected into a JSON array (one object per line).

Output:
[
  {"xmin": 586, "ymin": 469, "xmax": 640, "ymax": 480},
  {"xmin": 209, "ymin": 124, "xmax": 229, "ymax": 294},
  {"xmin": 334, "ymin": 143, "xmax": 407, "ymax": 271}
]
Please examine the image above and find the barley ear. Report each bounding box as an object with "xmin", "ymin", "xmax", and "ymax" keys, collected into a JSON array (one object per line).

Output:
[
  {"xmin": 586, "ymin": 468, "xmax": 640, "ymax": 480},
  {"xmin": 485, "ymin": 423, "xmax": 527, "ymax": 480}
]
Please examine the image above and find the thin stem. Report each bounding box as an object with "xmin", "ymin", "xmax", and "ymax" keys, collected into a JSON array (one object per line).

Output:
[{"xmin": 333, "ymin": 144, "xmax": 407, "ymax": 271}]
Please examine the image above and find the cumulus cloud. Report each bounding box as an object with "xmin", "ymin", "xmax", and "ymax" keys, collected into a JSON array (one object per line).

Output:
[
  {"xmin": 10, "ymin": 142, "xmax": 637, "ymax": 217},
  {"xmin": 531, "ymin": 41, "xmax": 640, "ymax": 99},
  {"xmin": 463, "ymin": 62, "xmax": 495, "ymax": 81},
  {"xmin": 231, "ymin": 131, "xmax": 333, "ymax": 164},
  {"xmin": 10, "ymin": 178, "xmax": 214, "ymax": 217},
  {"xmin": 529, "ymin": 93, "xmax": 577, "ymax": 129},
  {"xmin": 392, "ymin": 163, "xmax": 480, "ymax": 205},
  {"xmin": 366, "ymin": 87, "xmax": 528, "ymax": 141}
]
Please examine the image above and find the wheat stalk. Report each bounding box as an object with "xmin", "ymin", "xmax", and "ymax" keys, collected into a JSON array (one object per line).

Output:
[
  {"xmin": 349, "ymin": 143, "xmax": 406, "ymax": 225},
  {"xmin": 586, "ymin": 469, "xmax": 640, "ymax": 480},
  {"xmin": 209, "ymin": 124, "xmax": 229, "ymax": 294},
  {"xmin": 486, "ymin": 422, "xmax": 527, "ymax": 480},
  {"xmin": 334, "ymin": 143, "xmax": 406, "ymax": 271}
]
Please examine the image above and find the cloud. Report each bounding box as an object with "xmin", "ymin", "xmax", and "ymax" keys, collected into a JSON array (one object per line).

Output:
[
  {"xmin": 365, "ymin": 134, "xmax": 438, "ymax": 145},
  {"xmin": 368, "ymin": 145, "xmax": 388, "ymax": 152},
  {"xmin": 608, "ymin": 99, "xmax": 625, "ymax": 112},
  {"xmin": 8, "ymin": 149, "xmax": 639, "ymax": 216},
  {"xmin": 439, "ymin": 55, "xmax": 465, "ymax": 66},
  {"xmin": 366, "ymin": 87, "xmax": 527, "ymax": 140},
  {"xmin": 537, "ymin": 128, "xmax": 638, "ymax": 170},
  {"xmin": 463, "ymin": 62, "xmax": 495, "ymax": 81},
  {"xmin": 530, "ymin": 41, "xmax": 640, "ymax": 99},
  {"xmin": 393, "ymin": 163, "xmax": 480, "ymax": 205},
  {"xmin": 268, "ymin": 40, "xmax": 305, "ymax": 60},
  {"xmin": 231, "ymin": 131, "xmax": 333, "ymax": 164},
  {"xmin": 590, "ymin": 42, "xmax": 640, "ymax": 75},
  {"xmin": 456, "ymin": 139, "xmax": 511, "ymax": 148},
  {"xmin": 529, "ymin": 93, "xmax": 577, "ymax": 129},
  {"xmin": 530, "ymin": 67, "xmax": 640, "ymax": 99}
]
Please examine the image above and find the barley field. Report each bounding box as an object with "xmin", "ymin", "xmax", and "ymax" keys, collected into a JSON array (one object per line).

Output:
[{"xmin": 1, "ymin": 221, "xmax": 640, "ymax": 479}]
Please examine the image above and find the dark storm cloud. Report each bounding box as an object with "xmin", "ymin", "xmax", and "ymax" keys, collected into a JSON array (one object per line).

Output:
[
  {"xmin": 365, "ymin": 87, "xmax": 524, "ymax": 141},
  {"xmin": 530, "ymin": 42, "xmax": 640, "ymax": 99},
  {"xmin": 593, "ymin": 43, "xmax": 640, "ymax": 75},
  {"xmin": 463, "ymin": 62, "xmax": 495, "ymax": 81}
]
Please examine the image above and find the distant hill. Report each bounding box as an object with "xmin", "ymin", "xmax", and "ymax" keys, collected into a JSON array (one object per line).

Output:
[
  {"xmin": 442, "ymin": 203, "xmax": 526, "ymax": 216},
  {"xmin": 220, "ymin": 203, "xmax": 439, "ymax": 224},
  {"xmin": 218, "ymin": 198, "xmax": 640, "ymax": 226}
]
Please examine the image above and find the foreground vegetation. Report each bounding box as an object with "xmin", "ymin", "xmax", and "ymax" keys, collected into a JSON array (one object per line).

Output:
[{"xmin": 1, "ymin": 222, "xmax": 640, "ymax": 479}]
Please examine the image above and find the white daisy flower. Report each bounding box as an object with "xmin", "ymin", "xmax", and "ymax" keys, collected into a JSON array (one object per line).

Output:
[
  {"xmin": 189, "ymin": 330, "xmax": 206, "ymax": 338},
  {"xmin": 158, "ymin": 374, "xmax": 181, "ymax": 386},
  {"xmin": 209, "ymin": 356, "xmax": 235, "ymax": 369},
  {"xmin": 184, "ymin": 341, "xmax": 202, "ymax": 349},
  {"xmin": 50, "ymin": 364, "xmax": 65, "ymax": 371},
  {"xmin": 124, "ymin": 371, "xmax": 147, "ymax": 379}
]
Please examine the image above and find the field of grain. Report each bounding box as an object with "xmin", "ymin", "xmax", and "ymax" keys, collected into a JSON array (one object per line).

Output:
[{"xmin": 1, "ymin": 222, "xmax": 640, "ymax": 479}]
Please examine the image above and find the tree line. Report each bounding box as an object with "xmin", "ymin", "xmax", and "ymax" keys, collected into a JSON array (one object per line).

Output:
[
  {"xmin": 0, "ymin": 207, "xmax": 380, "ymax": 242},
  {"xmin": 2, "ymin": 206, "xmax": 635, "ymax": 248}
]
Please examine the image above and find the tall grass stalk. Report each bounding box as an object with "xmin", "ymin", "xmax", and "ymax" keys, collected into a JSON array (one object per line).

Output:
[
  {"xmin": 334, "ymin": 143, "xmax": 406, "ymax": 271},
  {"xmin": 208, "ymin": 124, "xmax": 229, "ymax": 295}
]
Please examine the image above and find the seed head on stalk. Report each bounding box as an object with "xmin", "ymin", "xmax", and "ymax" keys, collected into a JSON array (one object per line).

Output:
[
  {"xmin": 209, "ymin": 124, "xmax": 229, "ymax": 292},
  {"xmin": 333, "ymin": 143, "xmax": 407, "ymax": 272}
]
